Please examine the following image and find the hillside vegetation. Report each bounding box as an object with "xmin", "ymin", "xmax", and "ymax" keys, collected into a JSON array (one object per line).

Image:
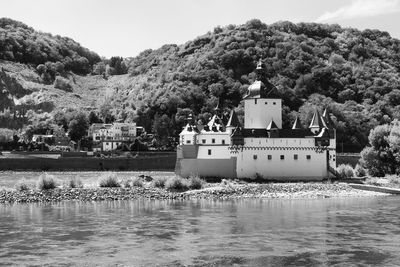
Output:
[{"xmin": 1, "ymin": 18, "xmax": 400, "ymax": 151}]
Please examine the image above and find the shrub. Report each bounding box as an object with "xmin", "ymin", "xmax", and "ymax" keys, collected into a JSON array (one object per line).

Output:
[
  {"xmin": 99, "ymin": 173, "xmax": 121, "ymax": 188},
  {"xmin": 188, "ymin": 174, "xmax": 204, "ymax": 190},
  {"xmin": 336, "ymin": 164, "xmax": 354, "ymax": 179},
  {"xmin": 67, "ymin": 177, "xmax": 83, "ymax": 188},
  {"xmin": 387, "ymin": 175, "xmax": 400, "ymax": 186},
  {"xmin": 131, "ymin": 177, "xmax": 144, "ymax": 187},
  {"xmin": 37, "ymin": 174, "xmax": 57, "ymax": 190},
  {"xmin": 165, "ymin": 176, "xmax": 189, "ymax": 191},
  {"xmin": 15, "ymin": 179, "xmax": 30, "ymax": 191},
  {"xmin": 151, "ymin": 176, "xmax": 167, "ymax": 188},
  {"xmin": 354, "ymin": 164, "xmax": 367, "ymax": 177},
  {"xmin": 54, "ymin": 76, "xmax": 72, "ymax": 91}
]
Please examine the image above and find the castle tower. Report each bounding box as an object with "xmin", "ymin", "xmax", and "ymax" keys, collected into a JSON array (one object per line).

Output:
[
  {"xmin": 243, "ymin": 60, "xmax": 282, "ymax": 129},
  {"xmin": 309, "ymin": 110, "xmax": 324, "ymax": 134}
]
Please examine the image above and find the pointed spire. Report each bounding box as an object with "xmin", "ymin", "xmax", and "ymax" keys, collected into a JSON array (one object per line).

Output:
[
  {"xmin": 322, "ymin": 108, "xmax": 334, "ymax": 128},
  {"xmin": 226, "ymin": 110, "xmax": 240, "ymax": 128},
  {"xmin": 292, "ymin": 117, "xmax": 302, "ymax": 129},
  {"xmin": 267, "ymin": 119, "xmax": 279, "ymax": 130},
  {"xmin": 309, "ymin": 110, "xmax": 324, "ymax": 129}
]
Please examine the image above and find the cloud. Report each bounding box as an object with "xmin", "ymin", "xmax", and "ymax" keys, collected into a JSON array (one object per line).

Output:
[{"xmin": 316, "ymin": 0, "xmax": 400, "ymax": 22}]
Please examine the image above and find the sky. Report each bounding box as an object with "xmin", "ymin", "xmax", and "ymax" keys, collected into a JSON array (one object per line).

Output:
[{"xmin": 0, "ymin": 0, "xmax": 399, "ymax": 58}]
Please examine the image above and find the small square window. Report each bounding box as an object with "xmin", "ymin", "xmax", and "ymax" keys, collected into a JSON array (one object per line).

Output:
[
  {"xmin": 208, "ymin": 149, "xmax": 212, "ymax": 155},
  {"xmin": 280, "ymin": 155, "xmax": 284, "ymax": 160},
  {"xmin": 253, "ymin": 155, "xmax": 257, "ymax": 160},
  {"xmin": 273, "ymin": 102, "xmax": 276, "ymax": 105},
  {"xmin": 202, "ymin": 139, "xmax": 206, "ymax": 144},
  {"xmin": 306, "ymin": 155, "xmax": 311, "ymax": 160},
  {"xmin": 268, "ymin": 155, "xmax": 272, "ymax": 160},
  {"xmin": 222, "ymin": 139, "xmax": 225, "ymax": 145},
  {"xmin": 294, "ymin": 154, "xmax": 298, "ymax": 160},
  {"xmin": 212, "ymin": 138, "xmax": 215, "ymax": 144},
  {"xmin": 186, "ymin": 140, "xmax": 191, "ymax": 144},
  {"xmin": 265, "ymin": 102, "xmax": 268, "ymax": 105}
]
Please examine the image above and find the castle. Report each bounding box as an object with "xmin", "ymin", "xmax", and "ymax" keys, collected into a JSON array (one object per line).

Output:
[{"xmin": 175, "ymin": 61, "xmax": 337, "ymax": 180}]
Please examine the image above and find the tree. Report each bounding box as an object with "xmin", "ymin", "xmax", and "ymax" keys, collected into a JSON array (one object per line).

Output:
[
  {"xmin": 360, "ymin": 120, "xmax": 400, "ymax": 176},
  {"xmin": 68, "ymin": 112, "xmax": 89, "ymax": 142}
]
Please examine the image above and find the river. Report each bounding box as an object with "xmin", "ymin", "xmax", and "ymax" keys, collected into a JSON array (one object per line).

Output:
[{"xmin": 1, "ymin": 197, "xmax": 399, "ymax": 266}]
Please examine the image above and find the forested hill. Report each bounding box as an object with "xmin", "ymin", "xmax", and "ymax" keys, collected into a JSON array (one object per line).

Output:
[
  {"xmin": 1, "ymin": 18, "xmax": 400, "ymax": 151},
  {"xmin": 121, "ymin": 19, "xmax": 400, "ymax": 151}
]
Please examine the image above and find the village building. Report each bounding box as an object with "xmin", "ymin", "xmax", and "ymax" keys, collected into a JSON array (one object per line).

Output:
[
  {"xmin": 89, "ymin": 122, "xmax": 144, "ymax": 151},
  {"xmin": 176, "ymin": 61, "xmax": 337, "ymax": 180}
]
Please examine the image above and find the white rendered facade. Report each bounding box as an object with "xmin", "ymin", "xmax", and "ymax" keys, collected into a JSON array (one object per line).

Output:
[{"xmin": 176, "ymin": 61, "xmax": 337, "ymax": 180}]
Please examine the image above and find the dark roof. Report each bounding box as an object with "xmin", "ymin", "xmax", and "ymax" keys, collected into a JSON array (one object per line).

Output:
[
  {"xmin": 322, "ymin": 109, "xmax": 334, "ymax": 128},
  {"xmin": 226, "ymin": 110, "xmax": 241, "ymax": 128},
  {"xmin": 292, "ymin": 117, "xmax": 302, "ymax": 129},
  {"xmin": 243, "ymin": 80, "xmax": 280, "ymax": 99},
  {"xmin": 309, "ymin": 110, "xmax": 324, "ymax": 129},
  {"xmin": 242, "ymin": 128, "xmax": 314, "ymax": 138},
  {"xmin": 266, "ymin": 119, "xmax": 279, "ymax": 130}
]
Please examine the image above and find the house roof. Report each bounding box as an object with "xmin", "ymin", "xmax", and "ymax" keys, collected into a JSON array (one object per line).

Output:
[
  {"xmin": 292, "ymin": 117, "xmax": 302, "ymax": 129},
  {"xmin": 309, "ymin": 110, "xmax": 325, "ymax": 129},
  {"xmin": 226, "ymin": 110, "xmax": 241, "ymax": 128},
  {"xmin": 266, "ymin": 119, "xmax": 279, "ymax": 130}
]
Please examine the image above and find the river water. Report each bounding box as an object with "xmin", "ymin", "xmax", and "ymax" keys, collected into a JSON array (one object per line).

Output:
[{"xmin": 1, "ymin": 197, "xmax": 400, "ymax": 266}]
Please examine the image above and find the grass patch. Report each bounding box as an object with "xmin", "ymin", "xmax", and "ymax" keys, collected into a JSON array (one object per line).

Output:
[
  {"xmin": 99, "ymin": 173, "xmax": 121, "ymax": 188},
  {"xmin": 165, "ymin": 176, "xmax": 189, "ymax": 191},
  {"xmin": 151, "ymin": 176, "xmax": 167, "ymax": 188},
  {"xmin": 37, "ymin": 173, "xmax": 58, "ymax": 190},
  {"xmin": 15, "ymin": 179, "xmax": 30, "ymax": 191}
]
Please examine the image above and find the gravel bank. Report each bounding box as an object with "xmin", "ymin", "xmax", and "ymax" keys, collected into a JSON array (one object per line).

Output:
[{"xmin": 0, "ymin": 182, "xmax": 389, "ymax": 203}]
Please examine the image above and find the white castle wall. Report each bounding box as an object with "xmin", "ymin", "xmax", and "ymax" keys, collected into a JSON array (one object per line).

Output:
[
  {"xmin": 235, "ymin": 137, "xmax": 330, "ymax": 180},
  {"xmin": 244, "ymin": 98, "xmax": 282, "ymax": 129}
]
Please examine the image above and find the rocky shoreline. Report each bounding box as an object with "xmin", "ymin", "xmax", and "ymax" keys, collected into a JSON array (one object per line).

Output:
[{"xmin": 0, "ymin": 182, "xmax": 389, "ymax": 204}]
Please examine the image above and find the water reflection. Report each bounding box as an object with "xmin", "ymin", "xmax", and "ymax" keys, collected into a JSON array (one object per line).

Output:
[{"xmin": 1, "ymin": 197, "xmax": 400, "ymax": 266}]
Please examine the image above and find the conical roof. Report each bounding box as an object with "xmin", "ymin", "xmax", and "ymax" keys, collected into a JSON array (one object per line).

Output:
[
  {"xmin": 309, "ymin": 110, "xmax": 324, "ymax": 129},
  {"xmin": 267, "ymin": 119, "xmax": 279, "ymax": 130},
  {"xmin": 226, "ymin": 110, "xmax": 241, "ymax": 128},
  {"xmin": 292, "ymin": 117, "xmax": 302, "ymax": 129},
  {"xmin": 322, "ymin": 108, "xmax": 334, "ymax": 128}
]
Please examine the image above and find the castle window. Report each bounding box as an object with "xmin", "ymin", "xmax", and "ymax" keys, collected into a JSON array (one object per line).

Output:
[
  {"xmin": 294, "ymin": 154, "xmax": 298, "ymax": 160},
  {"xmin": 186, "ymin": 140, "xmax": 191, "ymax": 144},
  {"xmin": 280, "ymin": 155, "xmax": 284, "ymax": 160},
  {"xmin": 306, "ymin": 155, "xmax": 311, "ymax": 160},
  {"xmin": 222, "ymin": 139, "xmax": 225, "ymax": 145},
  {"xmin": 268, "ymin": 155, "xmax": 272, "ymax": 160},
  {"xmin": 212, "ymin": 138, "xmax": 215, "ymax": 144},
  {"xmin": 273, "ymin": 102, "xmax": 276, "ymax": 105},
  {"xmin": 208, "ymin": 149, "xmax": 212, "ymax": 155},
  {"xmin": 265, "ymin": 102, "xmax": 268, "ymax": 105},
  {"xmin": 202, "ymin": 139, "xmax": 206, "ymax": 144},
  {"xmin": 255, "ymin": 99, "xmax": 257, "ymax": 104},
  {"xmin": 253, "ymin": 155, "xmax": 257, "ymax": 160}
]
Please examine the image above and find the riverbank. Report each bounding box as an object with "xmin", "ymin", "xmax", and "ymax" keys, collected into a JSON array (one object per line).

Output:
[{"xmin": 0, "ymin": 182, "xmax": 388, "ymax": 203}]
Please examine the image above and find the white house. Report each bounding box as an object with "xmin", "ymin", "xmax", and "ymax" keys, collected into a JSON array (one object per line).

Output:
[
  {"xmin": 175, "ymin": 60, "xmax": 337, "ymax": 180},
  {"xmin": 90, "ymin": 122, "xmax": 142, "ymax": 152}
]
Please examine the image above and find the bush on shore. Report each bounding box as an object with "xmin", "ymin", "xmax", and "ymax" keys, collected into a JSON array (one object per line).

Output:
[
  {"xmin": 37, "ymin": 174, "xmax": 58, "ymax": 190},
  {"xmin": 336, "ymin": 164, "xmax": 354, "ymax": 179},
  {"xmin": 354, "ymin": 164, "xmax": 367, "ymax": 177},
  {"xmin": 131, "ymin": 177, "xmax": 144, "ymax": 187},
  {"xmin": 187, "ymin": 174, "xmax": 204, "ymax": 190},
  {"xmin": 67, "ymin": 177, "xmax": 83, "ymax": 188},
  {"xmin": 151, "ymin": 176, "xmax": 167, "ymax": 188},
  {"xmin": 15, "ymin": 179, "xmax": 30, "ymax": 191},
  {"xmin": 165, "ymin": 176, "xmax": 189, "ymax": 191},
  {"xmin": 99, "ymin": 173, "xmax": 121, "ymax": 188}
]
